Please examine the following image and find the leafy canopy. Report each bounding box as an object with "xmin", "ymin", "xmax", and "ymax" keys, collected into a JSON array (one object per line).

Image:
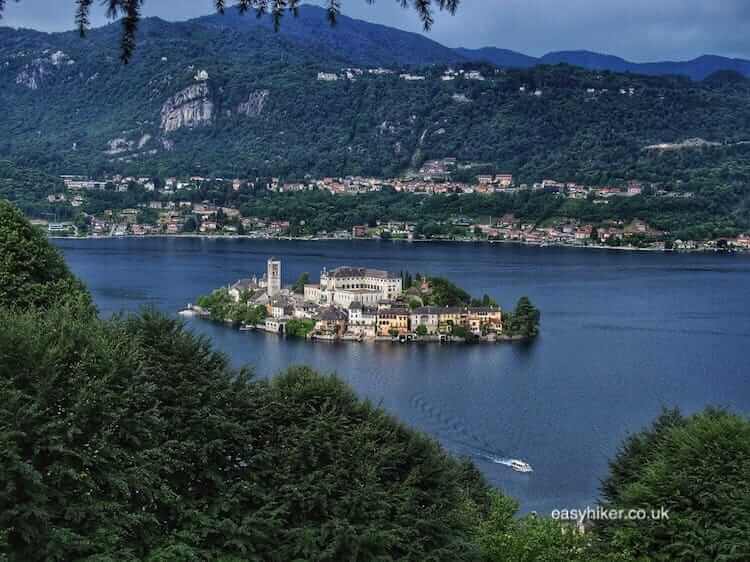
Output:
[
  {"xmin": 594, "ymin": 407, "xmax": 750, "ymax": 561},
  {"xmin": 0, "ymin": 199, "xmax": 91, "ymax": 311},
  {"xmin": 0, "ymin": 305, "xmax": 495, "ymax": 561}
]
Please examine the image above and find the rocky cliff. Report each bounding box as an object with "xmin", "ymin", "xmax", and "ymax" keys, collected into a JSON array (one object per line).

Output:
[{"xmin": 160, "ymin": 83, "xmax": 214, "ymax": 133}]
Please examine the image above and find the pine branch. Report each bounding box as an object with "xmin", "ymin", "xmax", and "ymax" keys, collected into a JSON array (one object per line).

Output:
[
  {"xmin": 120, "ymin": 0, "xmax": 141, "ymax": 64},
  {"xmin": 7, "ymin": 0, "xmax": 460, "ymax": 63},
  {"xmin": 326, "ymin": 0, "xmax": 341, "ymax": 25},
  {"xmin": 271, "ymin": 0, "xmax": 286, "ymax": 32},
  {"xmin": 75, "ymin": 0, "xmax": 94, "ymax": 37},
  {"xmin": 413, "ymin": 0, "xmax": 434, "ymax": 31},
  {"xmin": 288, "ymin": 0, "xmax": 300, "ymax": 18}
]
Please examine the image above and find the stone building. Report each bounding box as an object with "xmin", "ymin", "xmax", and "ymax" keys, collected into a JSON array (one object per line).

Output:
[
  {"xmin": 304, "ymin": 266, "xmax": 402, "ymax": 307},
  {"xmin": 267, "ymin": 257, "xmax": 281, "ymax": 297}
]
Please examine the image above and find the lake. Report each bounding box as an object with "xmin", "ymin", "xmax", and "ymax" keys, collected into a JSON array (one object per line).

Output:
[{"xmin": 53, "ymin": 237, "xmax": 750, "ymax": 514}]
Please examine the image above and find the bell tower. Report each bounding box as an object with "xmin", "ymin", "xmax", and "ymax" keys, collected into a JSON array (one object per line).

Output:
[{"xmin": 267, "ymin": 257, "xmax": 281, "ymax": 296}]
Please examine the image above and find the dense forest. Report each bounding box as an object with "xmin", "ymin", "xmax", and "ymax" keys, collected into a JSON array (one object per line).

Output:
[{"xmin": 3, "ymin": 13, "xmax": 750, "ymax": 187}]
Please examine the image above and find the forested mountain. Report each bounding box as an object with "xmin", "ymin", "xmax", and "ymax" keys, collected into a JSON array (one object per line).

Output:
[
  {"xmin": 2, "ymin": 5, "xmax": 750, "ymax": 185},
  {"xmin": 193, "ymin": 5, "xmax": 464, "ymax": 67}
]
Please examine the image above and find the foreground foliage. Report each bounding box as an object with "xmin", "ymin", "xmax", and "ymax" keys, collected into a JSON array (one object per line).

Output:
[
  {"xmin": 2, "ymin": 202, "xmax": 749, "ymax": 561},
  {"xmin": 595, "ymin": 408, "xmax": 750, "ymax": 561},
  {"xmin": 0, "ymin": 305, "xmax": 494, "ymax": 561},
  {"xmin": 0, "ymin": 199, "xmax": 91, "ymax": 311},
  {"xmin": 468, "ymin": 492, "xmax": 593, "ymax": 562}
]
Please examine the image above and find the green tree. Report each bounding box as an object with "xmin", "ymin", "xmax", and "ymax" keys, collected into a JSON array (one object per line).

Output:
[
  {"xmin": 291, "ymin": 272, "xmax": 310, "ymax": 294},
  {"xmin": 504, "ymin": 296, "xmax": 540, "ymax": 338},
  {"xmin": 285, "ymin": 318, "xmax": 315, "ymax": 337},
  {"xmin": 136, "ymin": 208, "xmax": 159, "ymax": 225},
  {"xmin": 594, "ymin": 407, "xmax": 750, "ymax": 561},
  {"xmin": 0, "ymin": 306, "xmax": 493, "ymax": 561},
  {"xmin": 416, "ymin": 324, "xmax": 428, "ymax": 336},
  {"xmin": 426, "ymin": 277, "xmax": 472, "ymax": 306},
  {"xmin": 182, "ymin": 215, "xmax": 198, "ymax": 233},
  {"xmin": 0, "ymin": 200, "xmax": 92, "ymax": 311},
  {"xmin": 451, "ymin": 325, "xmax": 468, "ymax": 338},
  {"xmin": 469, "ymin": 491, "xmax": 594, "ymax": 562}
]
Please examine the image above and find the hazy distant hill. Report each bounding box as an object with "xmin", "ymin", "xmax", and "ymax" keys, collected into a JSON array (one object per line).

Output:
[
  {"xmin": 457, "ymin": 47, "xmax": 750, "ymax": 81},
  {"xmin": 453, "ymin": 47, "xmax": 537, "ymax": 69},
  {"xmin": 2, "ymin": 5, "xmax": 750, "ymax": 185}
]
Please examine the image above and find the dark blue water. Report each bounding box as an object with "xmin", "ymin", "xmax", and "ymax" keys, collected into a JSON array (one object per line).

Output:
[{"xmin": 53, "ymin": 237, "xmax": 750, "ymax": 514}]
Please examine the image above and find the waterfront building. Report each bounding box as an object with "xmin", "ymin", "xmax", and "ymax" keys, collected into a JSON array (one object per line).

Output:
[
  {"xmin": 347, "ymin": 302, "xmax": 378, "ymax": 338},
  {"xmin": 377, "ymin": 308, "xmax": 410, "ymax": 336},
  {"xmin": 315, "ymin": 307, "xmax": 348, "ymax": 335},
  {"xmin": 437, "ymin": 307, "xmax": 469, "ymax": 333},
  {"xmin": 219, "ymin": 258, "xmax": 503, "ymax": 341},
  {"xmin": 264, "ymin": 317, "xmax": 287, "ymax": 334},
  {"xmin": 467, "ymin": 308, "xmax": 503, "ymax": 334},
  {"xmin": 409, "ymin": 307, "xmax": 441, "ymax": 335}
]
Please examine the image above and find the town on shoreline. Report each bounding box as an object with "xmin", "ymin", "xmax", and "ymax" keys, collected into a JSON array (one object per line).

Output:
[
  {"xmin": 32, "ymin": 163, "xmax": 750, "ymax": 253},
  {"xmin": 184, "ymin": 258, "xmax": 540, "ymax": 343}
]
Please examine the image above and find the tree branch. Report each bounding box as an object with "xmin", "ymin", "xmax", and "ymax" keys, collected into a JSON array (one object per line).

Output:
[{"xmin": 0, "ymin": 0, "xmax": 460, "ymax": 63}]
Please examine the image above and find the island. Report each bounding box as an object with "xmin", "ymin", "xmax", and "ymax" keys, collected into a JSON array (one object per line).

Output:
[{"xmin": 185, "ymin": 257, "xmax": 540, "ymax": 343}]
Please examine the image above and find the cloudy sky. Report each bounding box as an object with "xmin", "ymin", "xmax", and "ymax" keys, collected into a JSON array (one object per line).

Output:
[{"xmin": 2, "ymin": 0, "xmax": 750, "ymax": 61}]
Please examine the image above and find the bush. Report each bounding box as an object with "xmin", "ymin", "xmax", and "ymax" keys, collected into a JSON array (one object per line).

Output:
[
  {"xmin": 469, "ymin": 492, "xmax": 594, "ymax": 562},
  {"xmin": 0, "ymin": 306, "xmax": 493, "ymax": 561},
  {"xmin": 594, "ymin": 408, "xmax": 750, "ymax": 561},
  {"xmin": 285, "ymin": 318, "xmax": 314, "ymax": 337},
  {"xmin": 0, "ymin": 200, "xmax": 91, "ymax": 312}
]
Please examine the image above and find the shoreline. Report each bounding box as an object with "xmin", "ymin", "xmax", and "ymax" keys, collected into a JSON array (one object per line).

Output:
[
  {"xmin": 182, "ymin": 312, "xmax": 533, "ymax": 345},
  {"xmin": 47, "ymin": 233, "xmax": 747, "ymax": 255}
]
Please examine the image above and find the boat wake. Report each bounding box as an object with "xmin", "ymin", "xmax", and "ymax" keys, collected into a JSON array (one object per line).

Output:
[
  {"xmin": 479, "ymin": 453, "xmax": 514, "ymax": 466},
  {"xmin": 410, "ymin": 393, "xmax": 532, "ymax": 472}
]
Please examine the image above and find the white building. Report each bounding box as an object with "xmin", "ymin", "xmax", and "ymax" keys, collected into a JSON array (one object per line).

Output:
[
  {"xmin": 346, "ymin": 302, "xmax": 377, "ymax": 337},
  {"xmin": 409, "ymin": 307, "xmax": 441, "ymax": 334},
  {"xmin": 304, "ymin": 266, "xmax": 402, "ymax": 306}
]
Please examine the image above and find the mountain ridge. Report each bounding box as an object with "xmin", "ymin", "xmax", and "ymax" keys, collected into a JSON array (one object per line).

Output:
[
  {"xmin": 2, "ymin": 4, "xmax": 750, "ymax": 186},
  {"xmin": 456, "ymin": 47, "xmax": 750, "ymax": 81},
  {"xmin": 3, "ymin": 5, "xmax": 750, "ymax": 79}
]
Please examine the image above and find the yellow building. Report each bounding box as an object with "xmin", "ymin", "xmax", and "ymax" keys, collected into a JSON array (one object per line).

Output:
[
  {"xmin": 437, "ymin": 307, "xmax": 468, "ymax": 334},
  {"xmin": 377, "ymin": 308, "xmax": 410, "ymax": 336},
  {"xmin": 436, "ymin": 306, "xmax": 502, "ymax": 334},
  {"xmin": 467, "ymin": 308, "xmax": 503, "ymax": 334}
]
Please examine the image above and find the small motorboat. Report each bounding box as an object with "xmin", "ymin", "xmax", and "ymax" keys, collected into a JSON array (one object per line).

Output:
[{"xmin": 509, "ymin": 459, "xmax": 533, "ymax": 473}]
